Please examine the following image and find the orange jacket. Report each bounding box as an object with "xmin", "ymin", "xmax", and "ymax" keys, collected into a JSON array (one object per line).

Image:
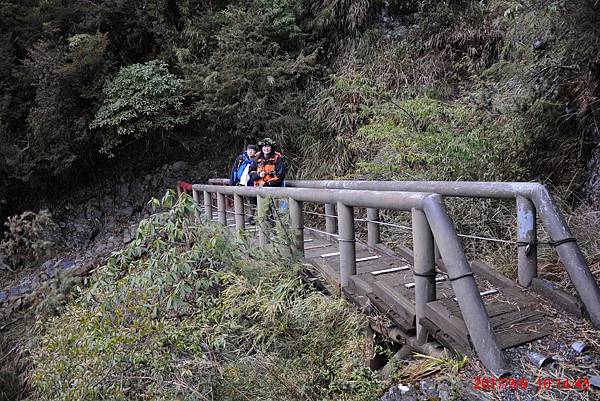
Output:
[{"xmin": 252, "ymin": 151, "xmax": 284, "ymax": 187}]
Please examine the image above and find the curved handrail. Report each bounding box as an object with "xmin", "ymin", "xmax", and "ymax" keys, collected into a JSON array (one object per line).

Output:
[{"xmin": 208, "ymin": 178, "xmax": 600, "ymax": 328}]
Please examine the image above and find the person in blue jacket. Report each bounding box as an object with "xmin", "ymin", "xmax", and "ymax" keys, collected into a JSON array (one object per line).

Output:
[
  {"xmin": 230, "ymin": 144, "xmax": 258, "ymax": 186},
  {"xmin": 230, "ymin": 144, "xmax": 258, "ymax": 224}
]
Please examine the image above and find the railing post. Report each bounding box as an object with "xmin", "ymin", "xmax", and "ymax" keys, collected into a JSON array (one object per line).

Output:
[
  {"xmin": 412, "ymin": 208, "xmax": 436, "ymax": 345},
  {"xmin": 257, "ymin": 194, "xmax": 268, "ymax": 247},
  {"xmin": 516, "ymin": 196, "xmax": 537, "ymax": 287},
  {"xmin": 217, "ymin": 192, "xmax": 227, "ymax": 225},
  {"xmin": 289, "ymin": 198, "xmax": 304, "ymax": 256},
  {"xmin": 325, "ymin": 203, "xmax": 337, "ymax": 239},
  {"xmin": 337, "ymin": 202, "xmax": 356, "ymax": 289},
  {"xmin": 367, "ymin": 208, "xmax": 381, "ymax": 246},
  {"xmin": 192, "ymin": 189, "xmax": 201, "ymax": 223},
  {"xmin": 203, "ymin": 191, "xmax": 213, "ymax": 220},
  {"xmin": 234, "ymin": 193, "xmax": 245, "ymax": 236},
  {"xmin": 423, "ymin": 195, "xmax": 508, "ymax": 377}
]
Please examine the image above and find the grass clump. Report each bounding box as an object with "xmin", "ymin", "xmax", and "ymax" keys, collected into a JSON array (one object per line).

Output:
[
  {"xmin": 26, "ymin": 192, "xmax": 383, "ymax": 401},
  {"xmin": 0, "ymin": 210, "xmax": 60, "ymax": 271},
  {"xmin": 394, "ymin": 353, "xmax": 468, "ymax": 382},
  {"xmin": 351, "ymin": 96, "xmax": 524, "ymax": 181}
]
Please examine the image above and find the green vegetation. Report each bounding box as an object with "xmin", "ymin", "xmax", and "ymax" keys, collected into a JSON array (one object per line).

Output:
[
  {"xmin": 350, "ymin": 96, "xmax": 523, "ymax": 181},
  {"xmin": 1, "ymin": 0, "xmax": 598, "ymax": 196},
  {"xmin": 0, "ymin": 210, "xmax": 58, "ymax": 270},
  {"xmin": 91, "ymin": 60, "xmax": 188, "ymax": 155},
  {"xmin": 305, "ymin": 0, "xmax": 600, "ymax": 186},
  {"xmin": 27, "ymin": 193, "xmax": 383, "ymax": 400},
  {"xmin": 2, "ymin": 1, "xmax": 600, "ymax": 398}
]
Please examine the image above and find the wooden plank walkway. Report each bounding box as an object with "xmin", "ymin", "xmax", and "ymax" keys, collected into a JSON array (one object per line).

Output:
[
  {"xmin": 300, "ymin": 229, "xmax": 552, "ymax": 356},
  {"xmin": 220, "ymin": 213, "xmax": 551, "ymax": 356}
]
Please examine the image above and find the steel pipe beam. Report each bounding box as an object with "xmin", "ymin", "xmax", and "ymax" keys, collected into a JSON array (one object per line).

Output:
[
  {"xmin": 192, "ymin": 189, "xmax": 201, "ymax": 223},
  {"xmin": 423, "ymin": 195, "xmax": 508, "ymax": 377},
  {"xmin": 338, "ymin": 202, "xmax": 356, "ymax": 289},
  {"xmin": 529, "ymin": 189, "xmax": 600, "ymax": 326},
  {"xmin": 367, "ymin": 208, "xmax": 381, "ymax": 246},
  {"xmin": 284, "ymin": 180, "xmax": 546, "ymax": 199},
  {"xmin": 412, "ymin": 208, "xmax": 436, "ymax": 345},
  {"xmin": 217, "ymin": 192, "xmax": 227, "ymax": 225},
  {"xmin": 203, "ymin": 191, "xmax": 213, "ymax": 220},
  {"xmin": 289, "ymin": 198, "xmax": 304, "ymax": 256},
  {"xmin": 234, "ymin": 193, "xmax": 245, "ymax": 235},
  {"xmin": 193, "ymin": 184, "xmax": 427, "ymax": 211},
  {"xmin": 257, "ymin": 194, "xmax": 268, "ymax": 247},
  {"xmin": 325, "ymin": 203, "xmax": 337, "ymax": 237},
  {"xmin": 516, "ymin": 196, "xmax": 537, "ymax": 287}
]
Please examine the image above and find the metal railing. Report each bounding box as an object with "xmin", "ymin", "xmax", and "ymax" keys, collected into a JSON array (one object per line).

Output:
[
  {"xmin": 208, "ymin": 178, "xmax": 600, "ymax": 330},
  {"xmin": 193, "ymin": 183, "xmax": 509, "ymax": 376}
]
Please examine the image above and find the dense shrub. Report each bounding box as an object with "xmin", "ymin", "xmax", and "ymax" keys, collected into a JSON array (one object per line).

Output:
[
  {"xmin": 1, "ymin": 0, "xmax": 598, "ymax": 206},
  {"xmin": 28, "ymin": 193, "xmax": 383, "ymax": 400},
  {"xmin": 90, "ymin": 60, "xmax": 188, "ymax": 155},
  {"xmin": 351, "ymin": 96, "xmax": 523, "ymax": 181},
  {"xmin": 0, "ymin": 210, "xmax": 59, "ymax": 270}
]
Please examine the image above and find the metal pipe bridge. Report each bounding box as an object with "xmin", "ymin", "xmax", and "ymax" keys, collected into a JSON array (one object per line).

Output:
[{"xmin": 191, "ymin": 179, "xmax": 600, "ymax": 378}]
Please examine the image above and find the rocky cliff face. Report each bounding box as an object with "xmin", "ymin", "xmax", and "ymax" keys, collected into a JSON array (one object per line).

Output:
[{"xmin": 0, "ymin": 159, "xmax": 216, "ymax": 324}]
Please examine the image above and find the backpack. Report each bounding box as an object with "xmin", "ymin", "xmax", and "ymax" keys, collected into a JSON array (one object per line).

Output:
[
  {"xmin": 235, "ymin": 153, "xmax": 252, "ymax": 184},
  {"xmin": 238, "ymin": 164, "xmax": 251, "ymax": 186}
]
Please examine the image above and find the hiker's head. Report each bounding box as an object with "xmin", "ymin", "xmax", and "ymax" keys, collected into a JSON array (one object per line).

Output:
[
  {"xmin": 262, "ymin": 144, "xmax": 272, "ymax": 155},
  {"xmin": 258, "ymin": 137, "xmax": 276, "ymax": 155},
  {"xmin": 246, "ymin": 144, "xmax": 258, "ymax": 157}
]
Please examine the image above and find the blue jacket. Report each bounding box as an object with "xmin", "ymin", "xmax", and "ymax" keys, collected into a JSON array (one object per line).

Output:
[{"xmin": 230, "ymin": 151, "xmax": 256, "ymax": 186}]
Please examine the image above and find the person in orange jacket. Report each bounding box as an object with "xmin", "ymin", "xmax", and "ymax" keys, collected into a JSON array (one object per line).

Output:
[{"xmin": 250, "ymin": 137, "xmax": 285, "ymax": 187}]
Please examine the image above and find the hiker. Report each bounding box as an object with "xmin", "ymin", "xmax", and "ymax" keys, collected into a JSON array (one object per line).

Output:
[
  {"xmin": 229, "ymin": 144, "xmax": 259, "ymax": 224},
  {"xmin": 251, "ymin": 137, "xmax": 285, "ymax": 187},
  {"xmin": 247, "ymin": 138, "xmax": 286, "ymax": 225},
  {"xmin": 230, "ymin": 144, "xmax": 258, "ymax": 186}
]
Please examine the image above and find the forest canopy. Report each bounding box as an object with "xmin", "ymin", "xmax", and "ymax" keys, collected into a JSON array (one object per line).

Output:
[{"xmin": 1, "ymin": 0, "xmax": 600, "ymax": 208}]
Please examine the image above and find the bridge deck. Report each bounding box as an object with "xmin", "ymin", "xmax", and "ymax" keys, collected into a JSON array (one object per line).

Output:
[
  {"xmin": 221, "ymin": 214, "xmax": 551, "ymax": 356},
  {"xmin": 301, "ymin": 229, "xmax": 551, "ymax": 355}
]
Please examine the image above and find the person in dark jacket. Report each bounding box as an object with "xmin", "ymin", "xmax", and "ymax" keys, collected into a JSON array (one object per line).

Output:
[
  {"xmin": 247, "ymin": 138, "xmax": 286, "ymax": 224},
  {"xmin": 250, "ymin": 138, "xmax": 284, "ymax": 187},
  {"xmin": 230, "ymin": 144, "xmax": 258, "ymax": 186},
  {"xmin": 229, "ymin": 144, "xmax": 258, "ymax": 224}
]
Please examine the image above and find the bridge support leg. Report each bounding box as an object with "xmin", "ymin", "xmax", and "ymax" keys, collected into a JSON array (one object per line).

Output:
[
  {"xmin": 289, "ymin": 198, "xmax": 304, "ymax": 257},
  {"xmin": 217, "ymin": 192, "xmax": 227, "ymax": 225},
  {"xmin": 192, "ymin": 189, "xmax": 201, "ymax": 223},
  {"xmin": 257, "ymin": 195, "xmax": 268, "ymax": 247},
  {"xmin": 412, "ymin": 209, "xmax": 436, "ymax": 345},
  {"xmin": 325, "ymin": 203, "xmax": 337, "ymax": 240},
  {"xmin": 203, "ymin": 191, "xmax": 213, "ymax": 220},
  {"xmin": 517, "ymin": 196, "xmax": 537, "ymax": 287},
  {"xmin": 532, "ymin": 189, "xmax": 600, "ymax": 327},
  {"xmin": 234, "ymin": 194, "xmax": 245, "ymax": 236},
  {"xmin": 423, "ymin": 194, "xmax": 508, "ymax": 377},
  {"xmin": 338, "ymin": 202, "xmax": 356, "ymax": 289},
  {"xmin": 367, "ymin": 208, "xmax": 381, "ymax": 247}
]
